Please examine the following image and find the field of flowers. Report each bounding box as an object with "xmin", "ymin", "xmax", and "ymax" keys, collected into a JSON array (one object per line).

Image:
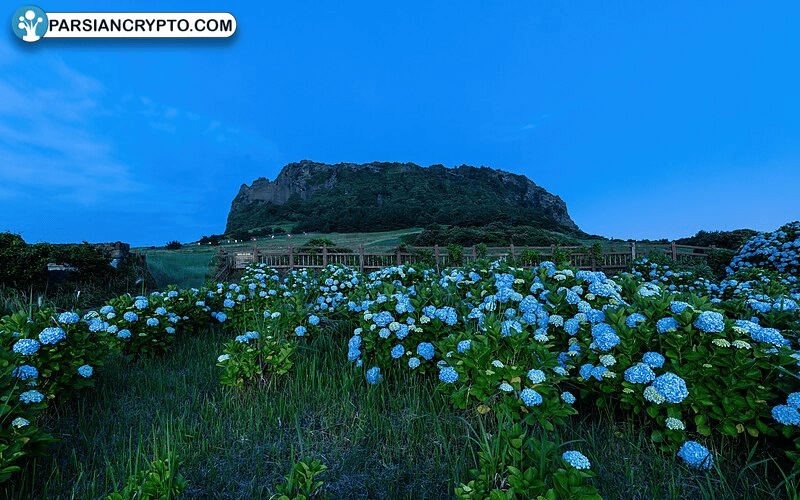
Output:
[{"xmin": 2, "ymin": 221, "xmax": 799, "ymax": 498}]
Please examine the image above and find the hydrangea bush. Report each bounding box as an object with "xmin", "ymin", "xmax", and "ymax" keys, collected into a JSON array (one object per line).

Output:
[{"xmin": 2, "ymin": 221, "xmax": 799, "ymax": 492}]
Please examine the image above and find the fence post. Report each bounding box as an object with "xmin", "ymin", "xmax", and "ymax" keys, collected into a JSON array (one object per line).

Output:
[
  {"xmin": 671, "ymin": 241, "xmax": 677, "ymax": 261},
  {"xmin": 510, "ymin": 243, "xmax": 515, "ymax": 263},
  {"xmin": 434, "ymin": 245, "xmax": 440, "ymax": 273},
  {"xmin": 289, "ymin": 245, "xmax": 294, "ymax": 271},
  {"xmin": 631, "ymin": 241, "xmax": 636, "ymax": 262},
  {"xmin": 253, "ymin": 241, "xmax": 258, "ymax": 265},
  {"xmin": 359, "ymin": 245, "xmax": 364, "ymax": 274},
  {"xmin": 396, "ymin": 247, "xmax": 401, "ymax": 266},
  {"xmin": 591, "ymin": 251, "xmax": 597, "ymax": 272},
  {"xmin": 322, "ymin": 245, "xmax": 328, "ymax": 268}
]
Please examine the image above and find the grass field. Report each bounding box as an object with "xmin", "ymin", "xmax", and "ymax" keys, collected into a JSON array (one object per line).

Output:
[
  {"xmin": 4, "ymin": 323, "xmax": 474, "ymax": 499},
  {"xmin": 142, "ymin": 251, "xmax": 217, "ymax": 290},
  {"xmin": 4, "ymin": 320, "xmax": 795, "ymax": 499},
  {"xmin": 213, "ymin": 229, "xmax": 425, "ymax": 250}
]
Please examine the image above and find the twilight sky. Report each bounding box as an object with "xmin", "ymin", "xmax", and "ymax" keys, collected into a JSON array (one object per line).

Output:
[{"xmin": 2, "ymin": 1, "xmax": 798, "ymax": 247}]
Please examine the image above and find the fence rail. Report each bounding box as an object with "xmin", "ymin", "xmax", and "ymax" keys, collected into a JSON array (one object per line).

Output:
[{"xmin": 216, "ymin": 242, "xmax": 716, "ymax": 275}]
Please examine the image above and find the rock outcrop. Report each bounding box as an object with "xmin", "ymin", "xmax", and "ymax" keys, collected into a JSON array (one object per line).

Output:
[{"xmin": 227, "ymin": 160, "xmax": 580, "ymax": 234}]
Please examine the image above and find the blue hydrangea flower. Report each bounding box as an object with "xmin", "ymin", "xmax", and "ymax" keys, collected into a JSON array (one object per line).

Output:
[
  {"xmin": 436, "ymin": 306, "xmax": 458, "ymax": 326},
  {"xmin": 666, "ymin": 417, "xmax": 686, "ymax": 430},
  {"xmin": 78, "ymin": 365, "xmax": 93, "ymax": 378},
  {"xmin": 772, "ymin": 405, "xmax": 800, "ymax": 426},
  {"xmin": 599, "ymin": 354, "xmax": 616, "ymax": 367},
  {"xmin": 124, "ymin": 311, "xmax": 138, "ymax": 322},
  {"xmin": 564, "ymin": 318, "xmax": 580, "ymax": 335},
  {"xmin": 677, "ymin": 441, "xmax": 714, "ymax": 470},
  {"xmin": 787, "ymin": 393, "xmax": 800, "ymax": 409},
  {"xmin": 520, "ymin": 388, "xmax": 543, "ymax": 406},
  {"xmin": 395, "ymin": 324, "xmax": 410, "ymax": 340},
  {"xmin": 693, "ymin": 311, "xmax": 725, "ymax": 333},
  {"xmin": 366, "ymin": 366, "xmax": 383, "ymax": 385},
  {"xmin": 656, "ymin": 317, "xmax": 679, "ymax": 333},
  {"xmin": 527, "ymin": 369, "xmax": 546, "ymax": 384},
  {"xmin": 347, "ymin": 347, "xmax": 361, "ymax": 362},
  {"xmin": 417, "ymin": 342, "xmax": 435, "ymax": 361},
  {"xmin": 391, "ymin": 344, "xmax": 405, "ymax": 359},
  {"xmin": 134, "ymin": 298, "xmax": 148, "ymax": 310},
  {"xmin": 216, "ymin": 312, "xmax": 227, "ymax": 323},
  {"xmin": 561, "ymin": 391, "xmax": 576, "ymax": 404},
  {"xmin": 146, "ymin": 318, "xmax": 159, "ymax": 327},
  {"xmin": 439, "ymin": 366, "xmax": 459, "ymax": 383},
  {"xmin": 642, "ymin": 352, "xmax": 665, "ymax": 368},
  {"xmin": 591, "ymin": 323, "xmax": 620, "ymax": 351},
  {"xmin": 295, "ymin": 326, "xmax": 307, "ymax": 336},
  {"xmin": 12, "ymin": 417, "xmax": 29, "ymax": 428},
  {"xmin": 457, "ymin": 340, "xmax": 471, "ymax": 353},
  {"xmin": 117, "ymin": 329, "xmax": 131, "ymax": 339},
  {"xmin": 373, "ymin": 311, "xmax": 394, "ymax": 327},
  {"xmin": 58, "ymin": 311, "xmax": 80, "ymax": 324},
  {"xmin": 19, "ymin": 390, "xmax": 44, "ymax": 404},
  {"xmin": 309, "ymin": 315, "xmax": 320, "ymax": 326},
  {"xmin": 39, "ymin": 327, "xmax": 66, "ymax": 345},
  {"xmin": 590, "ymin": 366, "xmax": 608, "ymax": 380},
  {"xmin": 13, "ymin": 339, "xmax": 41, "ymax": 356},
  {"xmin": 562, "ymin": 451, "xmax": 591, "ymax": 469},
  {"xmin": 408, "ymin": 357, "xmax": 421, "ymax": 369},
  {"xmin": 670, "ymin": 301, "xmax": 691, "ymax": 314},
  {"xmin": 626, "ymin": 313, "xmax": 647, "ymax": 328},
  {"xmin": 624, "ymin": 363, "xmax": 656, "ymax": 384},
  {"xmin": 579, "ymin": 364, "xmax": 594, "ymax": 379},
  {"xmin": 88, "ymin": 319, "xmax": 109, "ymax": 333},
  {"xmin": 643, "ymin": 386, "xmax": 666, "ymax": 404},
  {"xmin": 748, "ymin": 325, "xmax": 790, "ymax": 347},
  {"xmin": 12, "ymin": 365, "xmax": 38, "ymax": 380},
  {"xmin": 155, "ymin": 307, "xmax": 167, "ymax": 315},
  {"xmin": 652, "ymin": 372, "xmax": 689, "ymax": 403}
]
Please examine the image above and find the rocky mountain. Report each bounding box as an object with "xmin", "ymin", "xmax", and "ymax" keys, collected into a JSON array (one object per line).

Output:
[{"xmin": 226, "ymin": 160, "xmax": 580, "ymax": 236}]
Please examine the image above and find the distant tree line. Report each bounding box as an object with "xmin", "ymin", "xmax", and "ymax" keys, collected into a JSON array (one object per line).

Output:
[
  {"xmin": 403, "ymin": 223, "xmax": 585, "ymax": 247},
  {"xmin": 675, "ymin": 229, "xmax": 758, "ymax": 250}
]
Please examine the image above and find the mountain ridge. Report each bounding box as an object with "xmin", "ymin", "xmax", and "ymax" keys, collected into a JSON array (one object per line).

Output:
[{"xmin": 225, "ymin": 160, "xmax": 581, "ymax": 236}]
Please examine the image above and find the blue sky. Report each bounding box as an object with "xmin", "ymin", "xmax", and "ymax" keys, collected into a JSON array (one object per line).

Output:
[{"xmin": 2, "ymin": 1, "xmax": 798, "ymax": 247}]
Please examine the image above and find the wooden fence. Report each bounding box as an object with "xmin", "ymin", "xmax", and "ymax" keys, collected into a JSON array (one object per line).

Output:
[{"xmin": 215, "ymin": 242, "xmax": 716, "ymax": 276}]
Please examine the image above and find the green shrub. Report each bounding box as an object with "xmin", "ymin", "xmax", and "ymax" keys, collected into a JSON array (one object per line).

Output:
[
  {"xmin": 273, "ymin": 456, "xmax": 328, "ymax": 500},
  {"xmin": 106, "ymin": 451, "xmax": 188, "ymax": 500}
]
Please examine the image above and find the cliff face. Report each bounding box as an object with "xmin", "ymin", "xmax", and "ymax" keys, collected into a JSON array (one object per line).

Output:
[
  {"xmin": 227, "ymin": 160, "xmax": 580, "ymax": 234},
  {"xmin": 232, "ymin": 161, "xmax": 376, "ymax": 206}
]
